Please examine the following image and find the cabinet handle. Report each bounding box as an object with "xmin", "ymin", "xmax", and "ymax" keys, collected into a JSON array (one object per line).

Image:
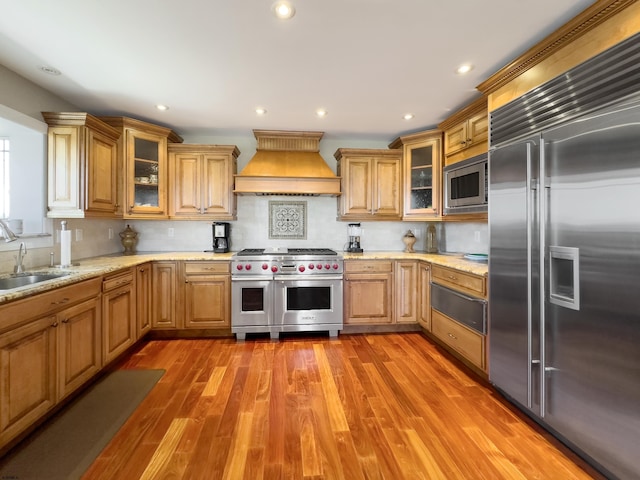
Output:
[
  {"xmin": 447, "ymin": 274, "xmax": 458, "ymax": 281},
  {"xmin": 62, "ymin": 319, "xmax": 69, "ymax": 324},
  {"xmin": 51, "ymin": 321, "xmax": 59, "ymax": 328},
  {"xmin": 51, "ymin": 297, "xmax": 70, "ymax": 305},
  {"xmin": 460, "ymin": 141, "xmax": 466, "ymax": 145},
  {"xmin": 129, "ymin": 206, "xmax": 134, "ymax": 214},
  {"xmin": 139, "ymin": 268, "xmax": 145, "ymax": 273},
  {"xmin": 114, "ymin": 291, "xmax": 129, "ymax": 298},
  {"xmin": 447, "ymin": 332, "xmax": 458, "ymax": 340}
]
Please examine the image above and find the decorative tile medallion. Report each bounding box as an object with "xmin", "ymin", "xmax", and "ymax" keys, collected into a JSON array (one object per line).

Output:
[{"xmin": 269, "ymin": 201, "xmax": 307, "ymax": 239}]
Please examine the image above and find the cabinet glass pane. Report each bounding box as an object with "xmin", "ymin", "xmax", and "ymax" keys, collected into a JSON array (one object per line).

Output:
[
  {"xmin": 411, "ymin": 168, "xmax": 432, "ymax": 188},
  {"xmin": 134, "ymin": 138, "xmax": 159, "ymax": 162},
  {"xmin": 411, "ymin": 145, "xmax": 433, "ymax": 168},
  {"xmin": 411, "ymin": 189, "xmax": 432, "ymax": 210},
  {"xmin": 134, "ymin": 184, "xmax": 159, "ymax": 207}
]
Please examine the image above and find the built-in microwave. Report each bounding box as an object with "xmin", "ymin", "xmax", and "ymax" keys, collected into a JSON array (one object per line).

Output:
[{"xmin": 443, "ymin": 154, "xmax": 488, "ymax": 215}]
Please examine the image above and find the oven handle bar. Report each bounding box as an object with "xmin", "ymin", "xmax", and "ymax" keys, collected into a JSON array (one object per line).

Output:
[{"xmin": 274, "ymin": 275, "xmax": 344, "ymax": 282}]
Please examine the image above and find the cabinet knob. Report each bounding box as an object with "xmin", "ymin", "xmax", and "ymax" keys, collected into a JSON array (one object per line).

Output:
[
  {"xmin": 51, "ymin": 321, "xmax": 59, "ymax": 328},
  {"xmin": 62, "ymin": 319, "xmax": 69, "ymax": 324},
  {"xmin": 447, "ymin": 332, "xmax": 458, "ymax": 340}
]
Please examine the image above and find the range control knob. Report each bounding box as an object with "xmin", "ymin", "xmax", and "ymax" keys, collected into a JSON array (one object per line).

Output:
[
  {"xmin": 236, "ymin": 264, "xmax": 243, "ymax": 271},
  {"xmin": 308, "ymin": 264, "xmax": 315, "ymax": 270},
  {"xmin": 316, "ymin": 264, "xmax": 323, "ymax": 270},
  {"xmin": 324, "ymin": 264, "xmax": 330, "ymax": 270},
  {"xmin": 298, "ymin": 265, "xmax": 306, "ymax": 272},
  {"xmin": 332, "ymin": 263, "xmax": 339, "ymax": 270},
  {"xmin": 262, "ymin": 263, "xmax": 269, "ymax": 270},
  {"xmin": 271, "ymin": 265, "xmax": 278, "ymax": 273},
  {"xmin": 245, "ymin": 264, "xmax": 252, "ymax": 271}
]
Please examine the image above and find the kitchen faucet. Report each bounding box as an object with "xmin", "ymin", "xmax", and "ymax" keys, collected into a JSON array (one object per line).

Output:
[
  {"xmin": 0, "ymin": 219, "xmax": 18, "ymax": 242},
  {"xmin": 14, "ymin": 242, "xmax": 27, "ymax": 274}
]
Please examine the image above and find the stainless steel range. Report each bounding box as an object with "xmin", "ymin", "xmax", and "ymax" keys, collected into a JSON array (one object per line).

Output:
[{"xmin": 231, "ymin": 247, "xmax": 343, "ymax": 340}]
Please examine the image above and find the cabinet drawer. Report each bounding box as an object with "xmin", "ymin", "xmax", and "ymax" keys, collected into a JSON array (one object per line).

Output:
[
  {"xmin": 184, "ymin": 261, "xmax": 230, "ymax": 275},
  {"xmin": 431, "ymin": 309, "xmax": 484, "ymax": 370},
  {"xmin": 344, "ymin": 260, "xmax": 393, "ymax": 273},
  {"xmin": 0, "ymin": 277, "xmax": 101, "ymax": 332},
  {"xmin": 102, "ymin": 269, "xmax": 134, "ymax": 292},
  {"xmin": 431, "ymin": 265, "xmax": 486, "ymax": 298}
]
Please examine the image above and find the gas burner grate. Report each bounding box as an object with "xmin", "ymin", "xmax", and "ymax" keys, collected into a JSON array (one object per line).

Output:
[
  {"xmin": 236, "ymin": 249, "xmax": 265, "ymax": 256},
  {"xmin": 287, "ymin": 248, "xmax": 337, "ymax": 256}
]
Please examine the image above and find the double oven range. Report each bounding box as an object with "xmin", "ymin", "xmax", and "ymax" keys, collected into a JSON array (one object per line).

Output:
[{"xmin": 231, "ymin": 248, "xmax": 344, "ymax": 340}]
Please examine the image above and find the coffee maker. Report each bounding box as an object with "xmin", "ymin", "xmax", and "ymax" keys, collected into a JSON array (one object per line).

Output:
[
  {"xmin": 346, "ymin": 223, "xmax": 363, "ymax": 253},
  {"xmin": 212, "ymin": 222, "xmax": 230, "ymax": 253}
]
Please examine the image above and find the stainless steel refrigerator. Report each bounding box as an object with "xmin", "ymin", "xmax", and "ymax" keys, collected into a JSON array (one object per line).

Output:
[{"xmin": 489, "ymin": 34, "xmax": 640, "ymax": 480}]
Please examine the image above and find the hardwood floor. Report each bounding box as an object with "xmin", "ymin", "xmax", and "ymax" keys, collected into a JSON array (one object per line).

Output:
[{"xmin": 82, "ymin": 333, "xmax": 603, "ymax": 479}]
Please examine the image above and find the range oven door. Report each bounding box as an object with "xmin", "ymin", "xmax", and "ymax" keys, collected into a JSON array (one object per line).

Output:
[
  {"xmin": 273, "ymin": 275, "xmax": 343, "ymax": 334},
  {"xmin": 231, "ymin": 276, "xmax": 274, "ymax": 334}
]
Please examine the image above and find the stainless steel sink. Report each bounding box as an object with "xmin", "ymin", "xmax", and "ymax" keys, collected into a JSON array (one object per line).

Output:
[{"xmin": 0, "ymin": 273, "xmax": 71, "ymax": 290}]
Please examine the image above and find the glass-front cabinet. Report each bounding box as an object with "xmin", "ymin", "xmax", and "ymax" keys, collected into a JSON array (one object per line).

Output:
[
  {"xmin": 100, "ymin": 116, "xmax": 182, "ymax": 218},
  {"xmin": 389, "ymin": 129, "xmax": 442, "ymax": 219}
]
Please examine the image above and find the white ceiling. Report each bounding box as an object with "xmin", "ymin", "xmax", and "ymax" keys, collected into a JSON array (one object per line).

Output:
[{"xmin": 0, "ymin": 0, "xmax": 595, "ymax": 142}]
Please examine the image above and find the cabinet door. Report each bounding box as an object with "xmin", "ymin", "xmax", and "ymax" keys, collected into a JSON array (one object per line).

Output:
[
  {"xmin": 444, "ymin": 121, "xmax": 467, "ymax": 156},
  {"xmin": 418, "ymin": 262, "xmax": 431, "ymax": 330},
  {"xmin": 373, "ymin": 158, "xmax": 401, "ymax": 218},
  {"xmin": 404, "ymin": 136, "xmax": 442, "ymax": 219},
  {"xmin": 126, "ymin": 130, "xmax": 167, "ymax": 217},
  {"xmin": 343, "ymin": 158, "xmax": 372, "ymax": 216},
  {"xmin": 344, "ymin": 273, "xmax": 393, "ymax": 324},
  {"xmin": 0, "ymin": 316, "xmax": 57, "ymax": 446},
  {"xmin": 58, "ymin": 297, "xmax": 101, "ymax": 400},
  {"xmin": 47, "ymin": 126, "xmax": 81, "ymax": 216},
  {"xmin": 86, "ymin": 128, "xmax": 118, "ymax": 214},
  {"xmin": 184, "ymin": 275, "xmax": 230, "ymax": 328},
  {"xmin": 171, "ymin": 152, "xmax": 201, "ymax": 216},
  {"xmin": 102, "ymin": 284, "xmax": 135, "ymax": 364},
  {"xmin": 202, "ymin": 154, "xmax": 232, "ymax": 216},
  {"xmin": 467, "ymin": 111, "xmax": 489, "ymax": 147},
  {"xmin": 152, "ymin": 262, "xmax": 178, "ymax": 328},
  {"xmin": 136, "ymin": 263, "xmax": 152, "ymax": 338},
  {"xmin": 394, "ymin": 261, "xmax": 418, "ymax": 323}
]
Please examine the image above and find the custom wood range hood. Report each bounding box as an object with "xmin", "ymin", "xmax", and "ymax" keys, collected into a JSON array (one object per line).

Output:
[{"xmin": 234, "ymin": 130, "xmax": 341, "ymax": 196}]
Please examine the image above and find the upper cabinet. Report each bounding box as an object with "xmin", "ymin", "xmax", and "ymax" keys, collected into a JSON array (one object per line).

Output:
[
  {"xmin": 100, "ymin": 116, "xmax": 182, "ymax": 219},
  {"xmin": 438, "ymin": 96, "xmax": 488, "ymax": 166},
  {"xmin": 43, "ymin": 112, "xmax": 121, "ymax": 218},
  {"xmin": 389, "ymin": 129, "xmax": 442, "ymax": 220},
  {"xmin": 168, "ymin": 144, "xmax": 240, "ymax": 220},
  {"xmin": 334, "ymin": 148, "xmax": 402, "ymax": 221}
]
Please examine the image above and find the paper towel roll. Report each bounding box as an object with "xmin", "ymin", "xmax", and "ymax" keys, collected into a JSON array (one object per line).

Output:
[{"xmin": 60, "ymin": 229, "xmax": 71, "ymax": 267}]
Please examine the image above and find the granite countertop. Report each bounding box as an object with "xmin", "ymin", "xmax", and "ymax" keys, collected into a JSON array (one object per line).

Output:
[{"xmin": 0, "ymin": 250, "xmax": 486, "ymax": 305}]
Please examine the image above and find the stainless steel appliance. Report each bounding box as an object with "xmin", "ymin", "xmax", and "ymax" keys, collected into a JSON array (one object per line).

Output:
[
  {"xmin": 231, "ymin": 248, "xmax": 343, "ymax": 340},
  {"xmin": 489, "ymin": 33, "xmax": 640, "ymax": 480},
  {"xmin": 431, "ymin": 283, "xmax": 486, "ymax": 334},
  {"xmin": 213, "ymin": 222, "xmax": 230, "ymax": 253},
  {"xmin": 346, "ymin": 223, "xmax": 363, "ymax": 253},
  {"xmin": 443, "ymin": 154, "xmax": 488, "ymax": 215}
]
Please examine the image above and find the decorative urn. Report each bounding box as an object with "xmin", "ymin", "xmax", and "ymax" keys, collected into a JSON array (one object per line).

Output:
[
  {"xmin": 119, "ymin": 224, "xmax": 138, "ymax": 255},
  {"xmin": 402, "ymin": 230, "xmax": 417, "ymax": 253}
]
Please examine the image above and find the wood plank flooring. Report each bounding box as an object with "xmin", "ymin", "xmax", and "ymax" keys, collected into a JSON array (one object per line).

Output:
[{"xmin": 82, "ymin": 333, "xmax": 604, "ymax": 479}]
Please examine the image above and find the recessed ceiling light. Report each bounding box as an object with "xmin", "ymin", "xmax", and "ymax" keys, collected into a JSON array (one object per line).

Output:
[
  {"xmin": 315, "ymin": 109, "xmax": 327, "ymax": 118},
  {"xmin": 272, "ymin": 1, "xmax": 295, "ymax": 19},
  {"xmin": 456, "ymin": 64, "xmax": 474, "ymax": 75},
  {"xmin": 156, "ymin": 104, "xmax": 169, "ymax": 111},
  {"xmin": 255, "ymin": 107, "xmax": 267, "ymax": 115},
  {"xmin": 39, "ymin": 65, "xmax": 61, "ymax": 76},
  {"xmin": 403, "ymin": 113, "xmax": 414, "ymax": 120}
]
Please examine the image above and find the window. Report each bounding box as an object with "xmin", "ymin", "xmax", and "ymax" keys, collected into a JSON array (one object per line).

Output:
[{"xmin": 0, "ymin": 137, "xmax": 8, "ymax": 219}]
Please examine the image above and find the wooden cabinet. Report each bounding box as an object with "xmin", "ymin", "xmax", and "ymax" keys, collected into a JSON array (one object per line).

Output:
[
  {"xmin": 182, "ymin": 261, "xmax": 230, "ymax": 329},
  {"xmin": 430, "ymin": 264, "xmax": 487, "ymax": 372},
  {"xmin": 389, "ymin": 129, "xmax": 443, "ymax": 220},
  {"xmin": 394, "ymin": 260, "xmax": 418, "ymax": 324},
  {"xmin": 169, "ymin": 144, "xmax": 240, "ymax": 220},
  {"xmin": 43, "ymin": 112, "xmax": 121, "ymax": 218},
  {"xmin": 0, "ymin": 277, "xmax": 101, "ymax": 449},
  {"xmin": 100, "ymin": 116, "xmax": 182, "ymax": 219},
  {"xmin": 102, "ymin": 269, "xmax": 136, "ymax": 364},
  {"xmin": 152, "ymin": 261, "xmax": 179, "ymax": 329},
  {"xmin": 334, "ymin": 149, "xmax": 402, "ymax": 220},
  {"xmin": 418, "ymin": 261, "xmax": 431, "ymax": 330},
  {"xmin": 344, "ymin": 260, "xmax": 394, "ymax": 324},
  {"xmin": 136, "ymin": 262, "xmax": 152, "ymax": 339},
  {"xmin": 439, "ymin": 97, "xmax": 488, "ymax": 165},
  {"xmin": 57, "ymin": 297, "xmax": 101, "ymax": 400}
]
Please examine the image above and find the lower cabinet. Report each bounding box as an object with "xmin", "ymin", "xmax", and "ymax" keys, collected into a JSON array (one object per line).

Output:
[
  {"xmin": 344, "ymin": 260, "xmax": 394, "ymax": 325},
  {"xmin": 394, "ymin": 260, "xmax": 419, "ymax": 324},
  {"xmin": 431, "ymin": 309, "xmax": 485, "ymax": 370},
  {"xmin": 152, "ymin": 261, "xmax": 179, "ymax": 329},
  {"xmin": 102, "ymin": 269, "xmax": 136, "ymax": 364},
  {"xmin": 183, "ymin": 261, "xmax": 230, "ymax": 329},
  {"xmin": 136, "ymin": 262, "xmax": 152, "ymax": 338},
  {"xmin": 418, "ymin": 261, "xmax": 431, "ymax": 330},
  {"xmin": 0, "ymin": 278, "xmax": 101, "ymax": 449}
]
